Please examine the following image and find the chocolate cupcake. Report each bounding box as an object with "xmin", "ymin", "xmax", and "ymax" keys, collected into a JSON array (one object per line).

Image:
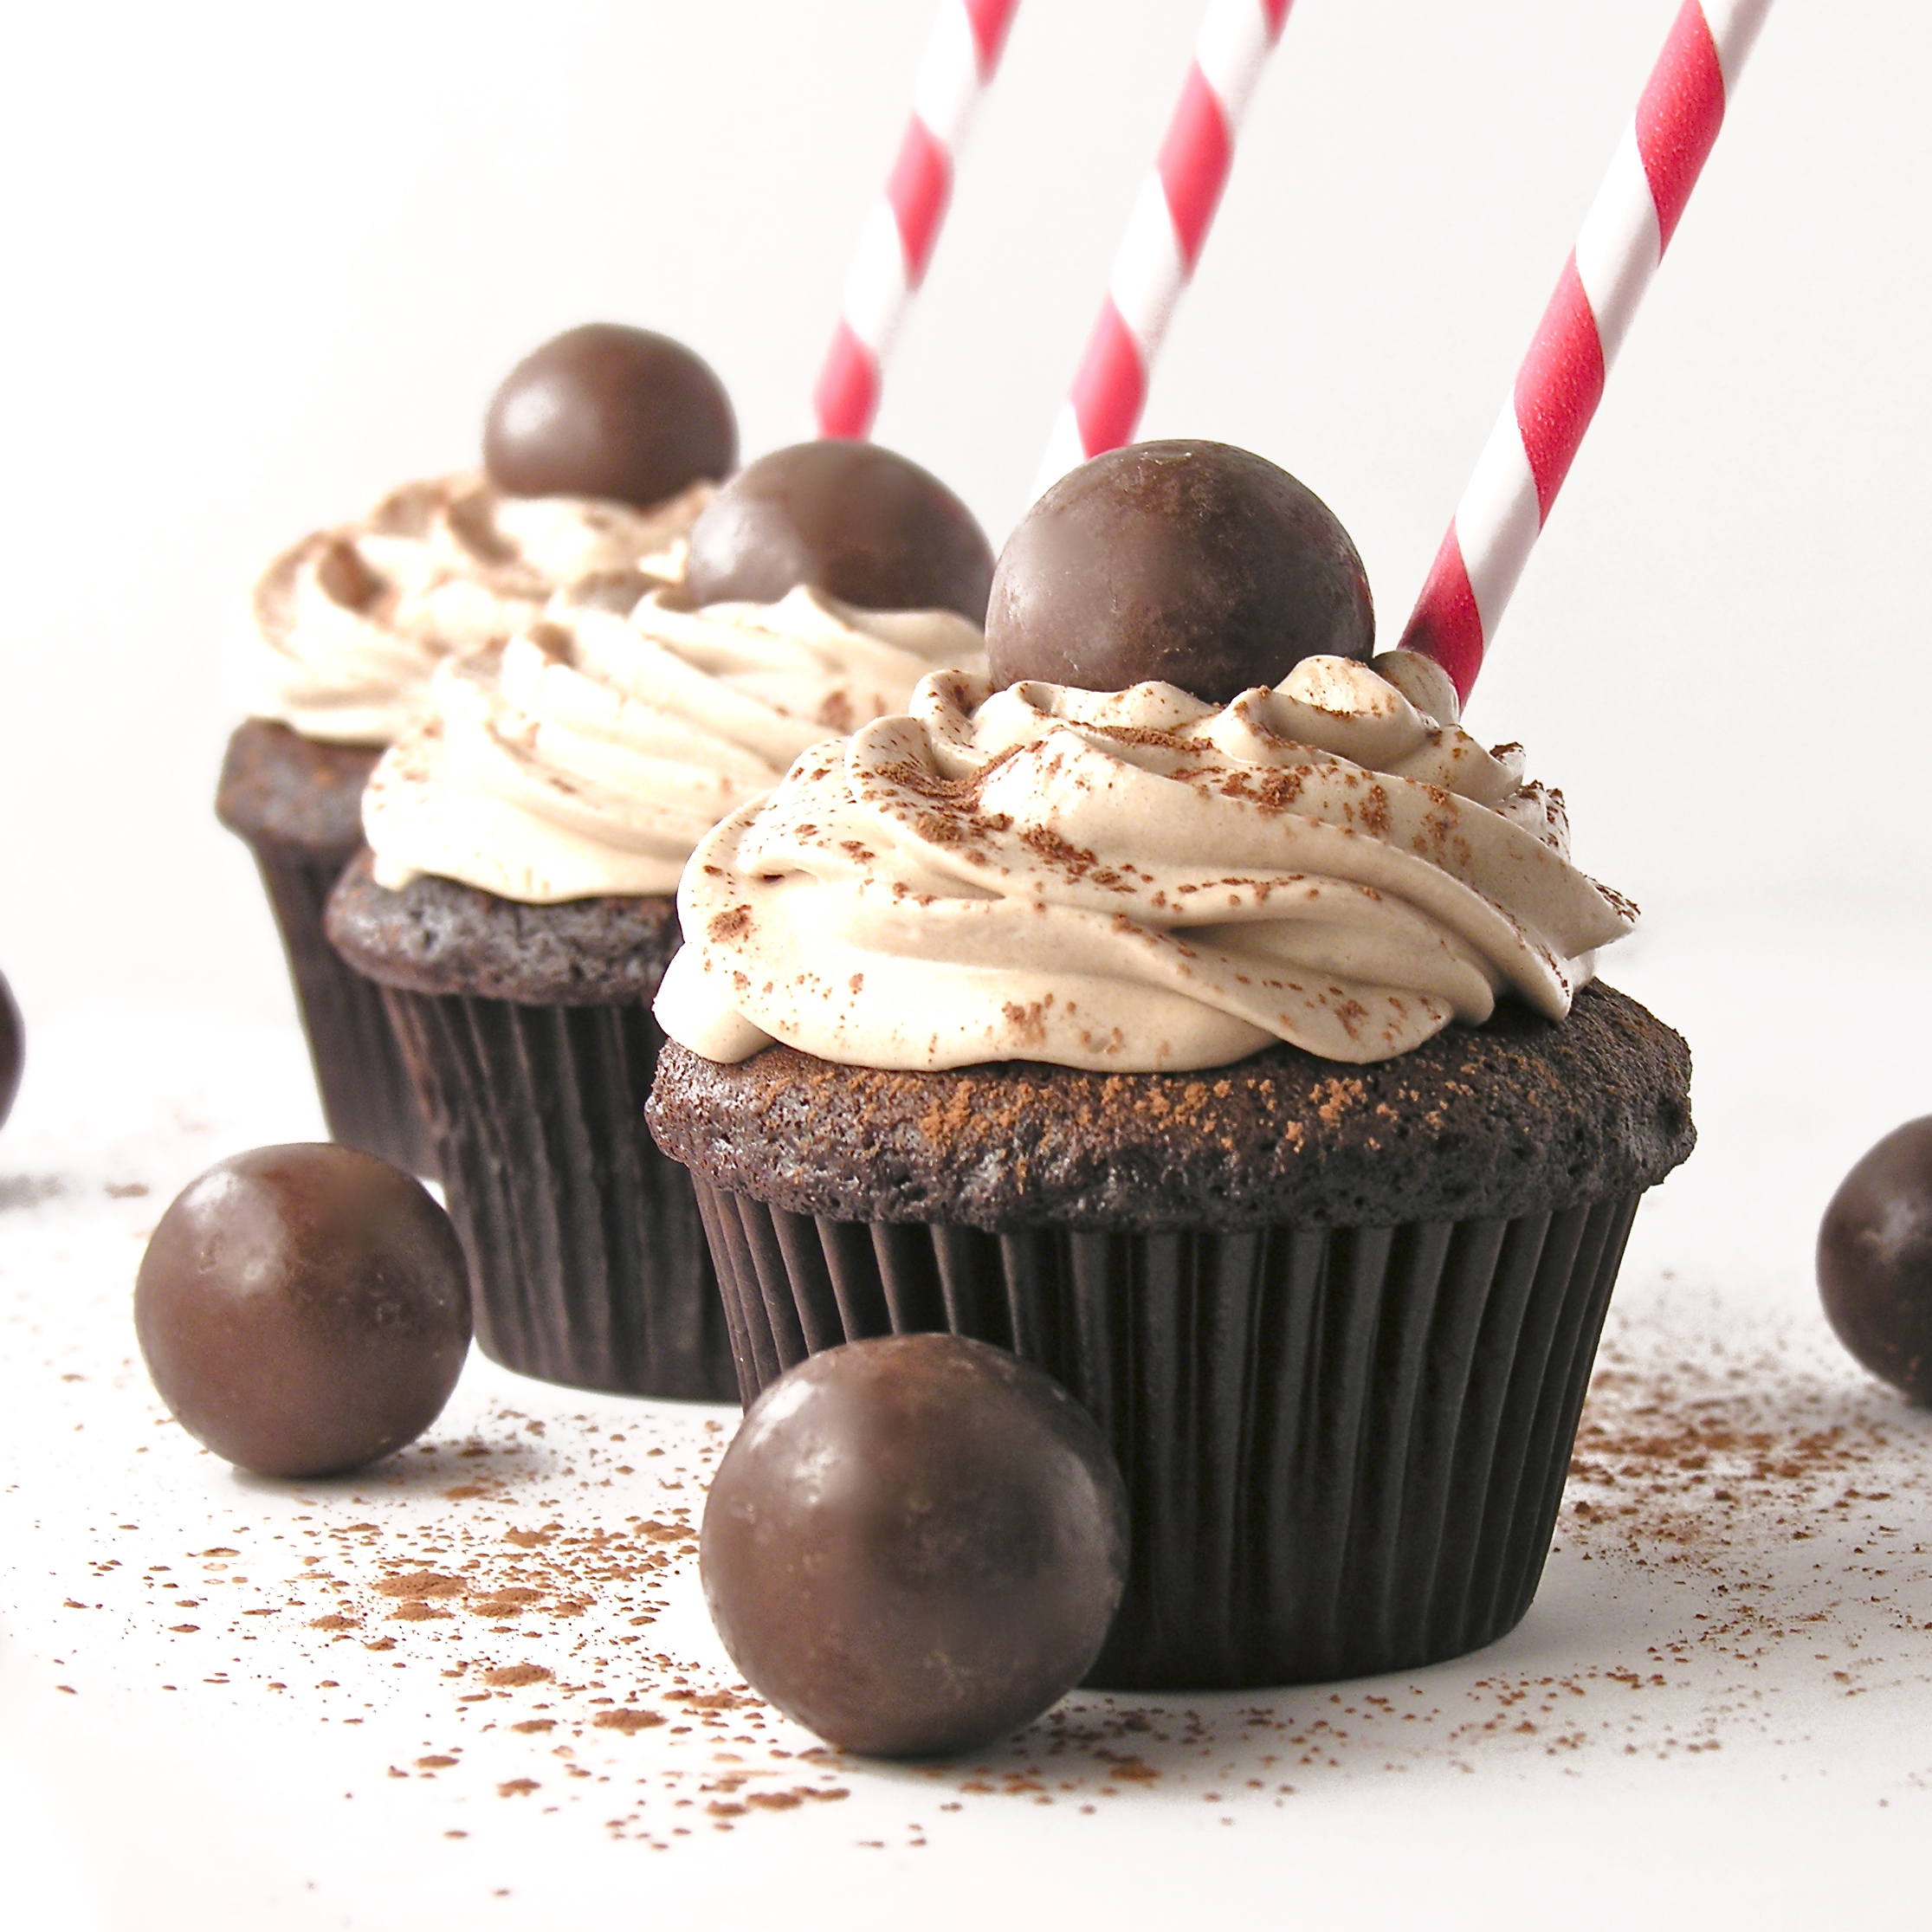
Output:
[
  {"xmin": 326, "ymin": 844, "xmax": 714, "ymax": 1398},
  {"xmin": 222, "ymin": 471, "xmax": 714, "ymax": 1174},
  {"xmin": 326, "ymin": 565, "xmax": 988, "ymax": 1399},
  {"xmin": 644, "ymin": 452, "xmax": 1695, "ymax": 1685},
  {"xmin": 652, "ymin": 984, "xmax": 1689, "ymax": 1687},
  {"xmin": 222, "ymin": 323, "xmax": 737, "ymax": 1175}
]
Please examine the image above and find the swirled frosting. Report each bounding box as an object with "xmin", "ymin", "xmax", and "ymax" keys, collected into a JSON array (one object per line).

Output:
[
  {"xmin": 236, "ymin": 473, "xmax": 710, "ymax": 745},
  {"xmin": 363, "ymin": 583, "xmax": 987, "ymax": 903},
  {"xmin": 654, "ymin": 656, "xmax": 1637, "ymax": 1069}
]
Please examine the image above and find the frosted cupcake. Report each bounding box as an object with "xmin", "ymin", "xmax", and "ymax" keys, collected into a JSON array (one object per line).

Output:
[
  {"xmin": 327, "ymin": 443, "xmax": 994, "ymax": 1399},
  {"xmin": 217, "ymin": 326, "xmax": 733, "ymax": 1174},
  {"xmin": 647, "ymin": 443, "xmax": 1694, "ymax": 1686}
]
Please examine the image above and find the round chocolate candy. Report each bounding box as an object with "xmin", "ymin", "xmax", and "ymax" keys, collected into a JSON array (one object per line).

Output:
[
  {"xmin": 985, "ymin": 439, "xmax": 1374, "ymax": 703},
  {"xmin": 134, "ymin": 1144, "xmax": 471, "ymax": 1477},
  {"xmin": 682, "ymin": 440, "xmax": 994, "ymax": 621},
  {"xmin": 701, "ymin": 1333, "xmax": 1128, "ymax": 1757},
  {"xmin": 1819, "ymin": 1116, "xmax": 1932, "ymax": 1404},
  {"xmin": 483, "ymin": 323, "xmax": 736, "ymax": 508},
  {"xmin": 0, "ymin": 967, "xmax": 20, "ymax": 1132}
]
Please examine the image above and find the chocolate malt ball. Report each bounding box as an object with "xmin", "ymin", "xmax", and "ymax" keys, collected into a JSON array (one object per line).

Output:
[
  {"xmin": 0, "ymin": 967, "xmax": 20, "ymax": 1132},
  {"xmin": 135, "ymin": 1144, "xmax": 471, "ymax": 1476},
  {"xmin": 683, "ymin": 441, "xmax": 993, "ymax": 620},
  {"xmin": 1819, "ymin": 1115, "xmax": 1932, "ymax": 1403},
  {"xmin": 484, "ymin": 323, "xmax": 736, "ymax": 507},
  {"xmin": 986, "ymin": 439, "xmax": 1373, "ymax": 703},
  {"xmin": 701, "ymin": 1334, "xmax": 1128, "ymax": 1756}
]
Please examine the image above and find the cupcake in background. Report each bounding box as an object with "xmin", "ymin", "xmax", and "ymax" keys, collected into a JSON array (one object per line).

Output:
[
  {"xmin": 216, "ymin": 325, "xmax": 735, "ymax": 1174},
  {"xmin": 326, "ymin": 440, "xmax": 993, "ymax": 1399},
  {"xmin": 648, "ymin": 441, "xmax": 1695, "ymax": 1687}
]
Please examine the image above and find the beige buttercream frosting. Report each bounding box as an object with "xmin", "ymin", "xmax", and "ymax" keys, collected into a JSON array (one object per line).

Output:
[
  {"xmin": 363, "ymin": 583, "xmax": 988, "ymax": 903},
  {"xmin": 653, "ymin": 655, "xmax": 1636, "ymax": 1070},
  {"xmin": 236, "ymin": 473, "xmax": 710, "ymax": 745}
]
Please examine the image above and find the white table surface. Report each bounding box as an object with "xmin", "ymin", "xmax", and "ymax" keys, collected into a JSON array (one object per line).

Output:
[{"xmin": 3, "ymin": 903, "xmax": 1929, "ymax": 1931}]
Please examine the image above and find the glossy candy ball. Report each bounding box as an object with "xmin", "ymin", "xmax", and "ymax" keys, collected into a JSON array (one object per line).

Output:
[
  {"xmin": 682, "ymin": 440, "xmax": 994, "ymax": 621},
  {"xmin": 701, "ymin": 1334, "xmax": 1128, "ymax": 1757},
  {"xmin": 1819, "ymin": 1116, "xmax": 1932, "ymax": 1404},
  {"xmin": 135, "ymin": 1144, "xmax": 472, "ymax": 1476},
  {"xmin": 986, "ymin": 439, "xmax": 1374, "ymax": 703},
  {"xmin": 483, "ymin": 323, "xmax": 736, "ymax": 508},
  {"xmin": 0, "ymin": 967, "xmax": 20, "ymax": 1132}
]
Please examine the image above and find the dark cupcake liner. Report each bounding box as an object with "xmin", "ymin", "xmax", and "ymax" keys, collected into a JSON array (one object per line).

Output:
[
  {"xmin": 383, "ymin": 986, "xmax": 736, "ymax": 1402},
  {"xmin": 243, "ymin": 841, "xmax": 439, "ymax": 1178},
  {"xmin": 689, "ymin": 1183, "xmax": 1642, "ymax": 1690}
]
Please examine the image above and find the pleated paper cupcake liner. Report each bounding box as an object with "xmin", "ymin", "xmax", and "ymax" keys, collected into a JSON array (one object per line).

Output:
[
  {"xmin": 246, "ymin": 843, "xmax": 438, "ymax": 1179},
  {"xmin": 384, "ymin": 987, "xmax": 736, "ymax": 1402},
  {"xmin": 690, "ymin": 1183, "xmax": 1642, "ymax": 1690}
]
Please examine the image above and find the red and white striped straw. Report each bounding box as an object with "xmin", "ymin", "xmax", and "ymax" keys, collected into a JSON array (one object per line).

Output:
[
  {"xmin": 1033, "ymin": 0, "xmax": 1295, "ymax": 497},
  {"xmin": 813, "ymin": 0, "xmax": 1022, "ymax": 442},
  {"xmin": 1399, "ymin": 0, "xmax": 1774, "ymax": 703}
]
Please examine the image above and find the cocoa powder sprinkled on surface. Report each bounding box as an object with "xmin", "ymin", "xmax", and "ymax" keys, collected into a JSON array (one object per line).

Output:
[{"xmin": 10, "ymin": 1164, "xmax": 1932, "ymax": 1861}]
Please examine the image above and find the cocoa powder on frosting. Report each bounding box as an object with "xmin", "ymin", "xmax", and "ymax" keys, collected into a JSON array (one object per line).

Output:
[
  {"xmin": 237, "ymin": 474, "xmax": 708, "ymax": 746},
  {"xmin": 362, "ymin": 585, "xmax": 985, "ymax": 903},
  {"xmin": 656, "ymin": 661, "xmax": 1635, "ymax": 1071}
]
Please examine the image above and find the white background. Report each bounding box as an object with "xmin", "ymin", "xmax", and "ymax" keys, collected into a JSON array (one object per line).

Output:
[
  {"xmin": 2, "ymin": 0, "xmax": 1928, "ymax": 1027},
  {"xmin": 3, "ymin": 4, "xmax": 1932, "ymax": 1926}
]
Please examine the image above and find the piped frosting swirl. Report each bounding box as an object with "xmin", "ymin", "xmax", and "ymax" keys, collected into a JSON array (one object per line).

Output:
[
  {"xmin": 655, "ymin": 656, "xmax": 1636, "ymax": 1069},
  {"xmin": 237, "ymin": 473, "xmax": 709, "ymax": 745},
  {"xmin": 363, "ymin": 583, "xmax": 986, "ymax": 902}
]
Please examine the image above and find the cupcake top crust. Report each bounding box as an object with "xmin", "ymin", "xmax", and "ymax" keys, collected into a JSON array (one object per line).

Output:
[
  {"xmin": 326, "ymin": 846, "xmax": 680, "ymax": 1007},
  {"xmin": 215, "ymin": 719, "xmax": 380, "ymax": 854},
  {"xmin": 646, "ymin": 983, "xmax": 1692, "ymax": 1231}
]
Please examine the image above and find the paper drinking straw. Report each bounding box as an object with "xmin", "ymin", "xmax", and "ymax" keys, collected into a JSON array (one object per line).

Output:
[
  {"xmin": 1399, "ymin": 0, "xmax": 1774, "ymax": 703},
  {"xmin": 813, "ymin": 0, "xmax": 1023, "ymax": 441},
  {"xmin": 1032, "ymin": 0, "xmax": 1295, "ymax": 497}
]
